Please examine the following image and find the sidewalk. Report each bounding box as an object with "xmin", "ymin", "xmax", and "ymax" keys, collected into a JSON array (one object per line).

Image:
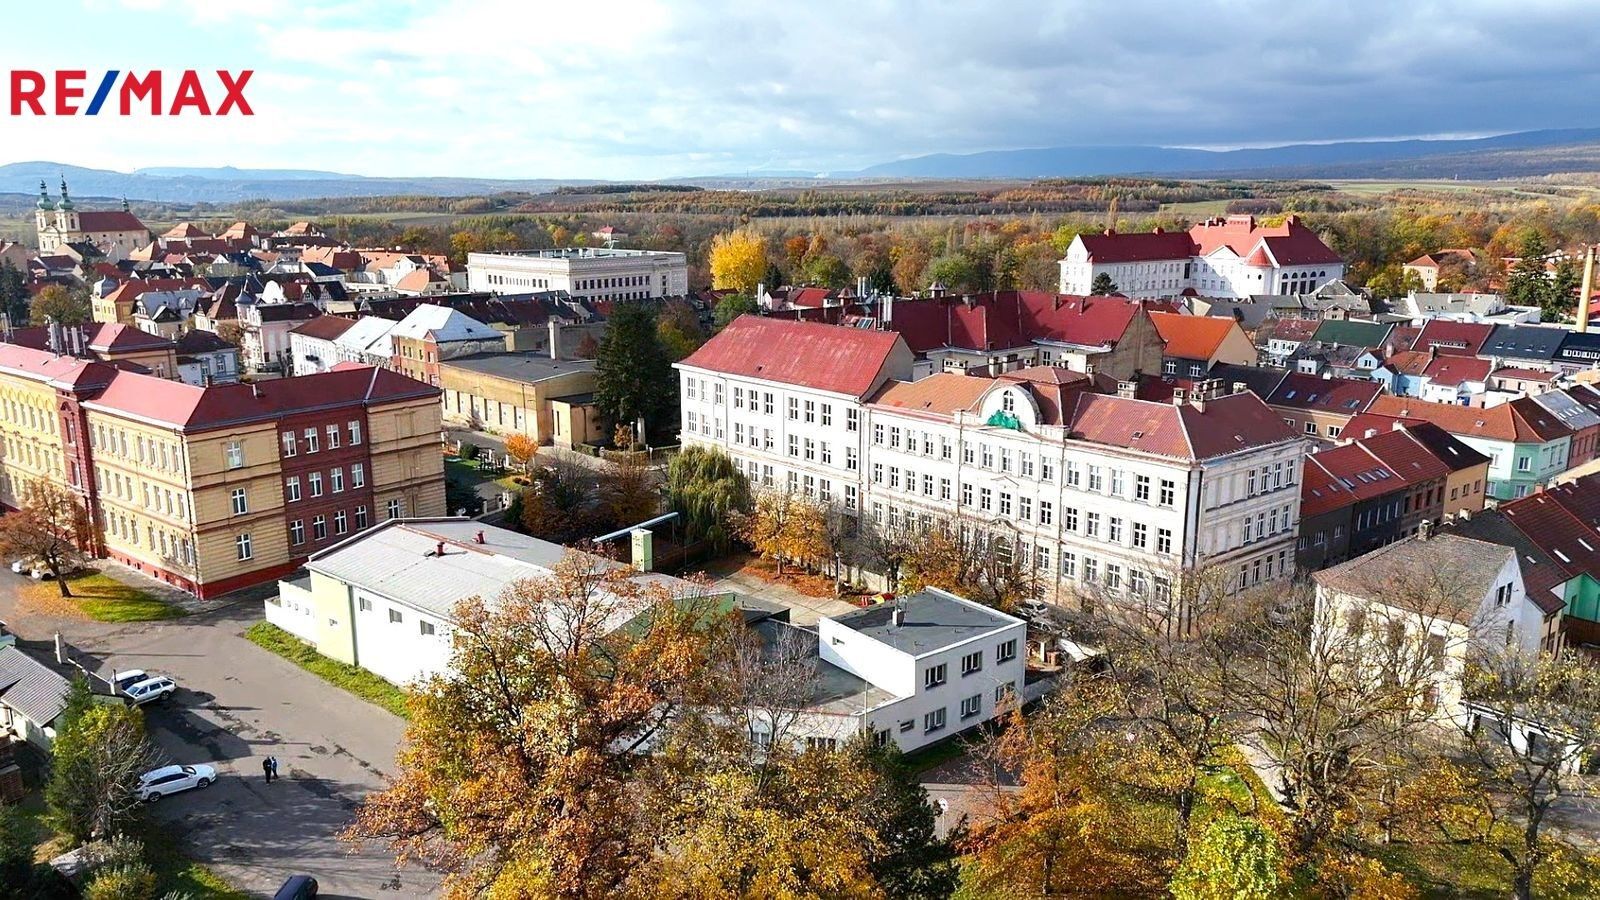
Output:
[{"xmin": 92, "ymin": 558, "xmax": 285, "ymax": 616}]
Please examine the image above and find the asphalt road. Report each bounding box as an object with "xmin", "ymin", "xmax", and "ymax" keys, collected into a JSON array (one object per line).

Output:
[{"xmin": 0, "ymin": 575, "xmax": 441, "ymax": 899}]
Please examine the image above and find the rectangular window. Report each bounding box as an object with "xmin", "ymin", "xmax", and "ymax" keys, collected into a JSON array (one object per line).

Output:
[
  {"xmin": 847, "ymin": 407, "xmax": 859, "ymax": 432},
  {"xmin": 1108, "ymin": 517, "xmax": 1123, "ymax": 543},
  {"xmin": 334, "ymin": 510, "xmax": 348, "ymax": 535},
  {"xmin": 356, "ymin": 506, "xmax": 369, "ymax": 530},
  {"xmin": 997, "ymin": 639, "xmax": 1017, "ymax": 662},
  {"xmin": 1039, "ymin": 500, "xmax": 1053, "ymax": 526},
  {"xmin": 289, "ymin": 519, "xmax": 305, "ymax": 545},
  {"xmin": 286, "ymin": 476, "xmax": 301, "ymax": 502},
  {"xmin": 1159, "ymin": 479, "xmax": 1175, "ymax": 507},
  {"xmin": 236, "ymin": 533, "xmax": 252, "ymax": 560},
  {"xmin": 1135, "ymin": 474, "xmax": 1150, "ymax": 502},
  {"xmin": 389, "ymin": 608, "xmax": 403, "ymax": 624},
  {"xmin": 960, "ymin": 695, "xmax": 981, "ymax": 720},
  {"xmin": 1061, "ymin": 552, "xmax": 1077, "ymax": 578},
  {"xmin": 924, "ymin": 663, "xmax": 948, "ymax": 689},
  {"xmin": 1157, "ymin": 527, "xmax": 1173, "ymax": 555},
  {"xmin": 961, "ymin": 650, "xmax": 983, "ymax": 676},
  {"xmin": 803, "ymin": 400, "xmax": 815, "ymax": 423},
  {"xmin": 357, "ymin": 596, "xmax": 371, "ymax": 612},
  {"xmin": 420, "ymin": 620, "xmax": 436, "ymax": 636},
  {"xmin": 309, "ymin": 472, "xmax": 323, "ymax": 497},
  {"xmin": 1132, "ymin": 522, "xmax": 1148, "ymax": 549},
  {"xmin": 348, "ymin": 420, "xmax": 361, "ymax": 445},
  {"xmin": 924, "ymin": 708, "xmax": 947, "ymax": 734},
  {"xmin": 327, "ymin": 424, "xmax": 341, "ymax": 449},
  {"xmin": 230, "ymin": 488, "xmax": 248, "ymax": 515},
  {"xmin": 1085, "ymin": 511, "xmax": 1100, "ymax": 538},
  {"xmin": 281, "ymin": 431, "xmax": 296, "ymax": 457},
  {"xmin": 387, "ymin": 498, "xmax": 402, "ymax": 519},
  {"xmin": 787, "ymin": 397, "xmax": 799, "ymax": 420},
  {"xmin": 331, "ymin": 468, "xmax": 345, "ymax": 493},
  {"xmin": 225, "ymin": 441, "xmax": 243, "ymax": 469},
  {"xmin": 351, "ymin": 463, "xmax": 365, "ymax": 488},
  {"xmin": 304, "ymin": 427, "xmax": 319, "ymax": 453},
  {"xmin": 313, "ymin": 515, "xmax": 327, "ymax": 540}
]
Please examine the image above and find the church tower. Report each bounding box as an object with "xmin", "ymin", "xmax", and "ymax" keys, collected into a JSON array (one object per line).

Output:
[
  {"xmin": 34, "ymin": 181, "xmax": 53, "ymax": 247},
  {"xmin": 55, "ymin": 178, "xmax": 79, "ymax": 235}
]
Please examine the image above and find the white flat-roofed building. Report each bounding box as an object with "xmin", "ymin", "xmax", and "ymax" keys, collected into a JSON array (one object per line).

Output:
[
  {"xmin": 753, "ymin": 589, "xmax": 1027, "ymax": 754},
  {"xmin": 467, "ymin": 247, "xmax": 689, "ymax": 302}
]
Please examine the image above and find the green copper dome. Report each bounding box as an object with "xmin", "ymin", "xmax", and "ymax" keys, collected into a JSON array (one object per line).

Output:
[
  {"xmin": 35, "ymin": 181, "xmax": 51, "ymax": 211},
  {"xmin": 55, "ymin": 178, "xmax": 73, "ymax": 211}
]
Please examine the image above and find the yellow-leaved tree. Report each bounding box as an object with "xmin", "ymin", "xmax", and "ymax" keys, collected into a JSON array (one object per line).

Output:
[{"xmin": 709, "ymin": 229, "xmax": 769, "ymax": 295}]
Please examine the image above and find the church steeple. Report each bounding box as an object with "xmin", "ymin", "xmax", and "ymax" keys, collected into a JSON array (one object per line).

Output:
[
  {"xmin": 55, "ymin": 177, "xmax": 74, "ymax": 211},
  {"xmin": 36, "ymin": 180, "xmax": 51, "ymax": 211}
]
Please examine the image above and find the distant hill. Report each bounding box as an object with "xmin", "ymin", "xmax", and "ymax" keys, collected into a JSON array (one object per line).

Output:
[
  {"xmin": 852, "ymin": 129, "xmax": 1600, "ymax": 179},
  {"xmin": 0, "ymin": 161, "xmax": 601, "ymax": 203}
]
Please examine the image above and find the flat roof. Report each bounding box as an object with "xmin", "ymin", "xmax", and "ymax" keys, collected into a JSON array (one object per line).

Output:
[
  {"xmin": 753, "ymin": 619, "xmax": 899, "ymax": 715},
  {"xmin": 470, "ymin": 248, "xmax": 685, "ymax": 261},
  {"xmin": 440, "ymin": 352, "xmax": 595, "ymax": 382},
  {"xmin": 831, "ymin": 588, "xmax": 1020, "ymax": 655}
]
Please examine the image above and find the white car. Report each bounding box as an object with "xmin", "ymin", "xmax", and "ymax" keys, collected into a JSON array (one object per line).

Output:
[
  {"xmin": 137, "ymin": 764, "xmax": 216, "ymax": 802},
  {"xmin": 112, "ymin": 670, "xmax": 149, "ymax": 693},
  {"xmin": 122, "ymin": 676, "xmax": 178, "ymax": 706}
]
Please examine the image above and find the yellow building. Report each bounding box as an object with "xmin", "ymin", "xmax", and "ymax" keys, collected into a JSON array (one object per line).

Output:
[
  {"xmin": 438, "ymin": 353, "xmax": 602, "ymax": 447},
  {"xmin": 0, "ymin": 338, "xmax": 445, "ymax": 599}
]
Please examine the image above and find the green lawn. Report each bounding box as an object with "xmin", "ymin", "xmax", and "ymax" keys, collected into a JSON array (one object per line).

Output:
[
  {"xmin": 21, "ymin": 570, "xmax": 186, "ymax": 622},
  {"xmin": 246, "ymin": 621, "xmax": 411, "ymax": 718},
  {"xmin": 143, "ymin": 826, "xmax": 251, "ymax": 899}
]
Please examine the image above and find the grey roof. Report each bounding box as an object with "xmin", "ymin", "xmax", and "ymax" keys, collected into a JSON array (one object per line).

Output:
[
  {"xmin": 1313, "ymin": 534, "xmax": 1513, "ymax": 622},
  {"xmin": 1482, "ymin": 324, "xmax": 1566, "ymax": 361},
  {"xmin": 1436, "ymin": 512, "xmax": 1569, "ymax": 615},
  {"xmin": 0, "ymin": 645, "xmax": 72, "ymax": 726},
  {"xmin": 751, "ymin": 619, "xmax": 898, "ymax": 715},
  {"xmin": 830, "ymin": 588, "xmax": 1020, "ymax": 656},
  {"xmin": 1209, "ymin": 363, "xmax": 1287, "ymax": 398},
  {"xmin": 306, "ymin": 518, "xmax": 704, "ymax": 621},
  {"xmin": 1531, "ymin": 390, "xmax": 1600, "ymax": 435},
  {"xmin": 1399, "ymin": 293, "xmax": 1504, "ymax": 319},
  {"xmin": 390, "ymin": 304, "xmax": 503, "ymax": 343},
  {"xmin": 440, "ymin": 352, "xmax": 595, "ymax": 383}
]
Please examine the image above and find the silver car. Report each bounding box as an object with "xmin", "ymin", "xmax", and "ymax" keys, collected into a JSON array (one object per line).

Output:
[
  {"xmin": 122, "ymin": 675, "xmax": 178, "ymax": 706},
  {"xmin": 137, "ymin": 764, "xmax": 217, "ymax": 802}
]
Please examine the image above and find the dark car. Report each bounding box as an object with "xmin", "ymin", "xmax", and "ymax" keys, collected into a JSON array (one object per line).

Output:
[{"xmin": 273, "ymin": 875, "xmax": 318, "ymax": 900}]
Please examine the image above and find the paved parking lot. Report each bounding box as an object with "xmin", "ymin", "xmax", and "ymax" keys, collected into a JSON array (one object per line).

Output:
[{"xmin": 0, "ymin": 575, "xmax": 440, "ymax": 899}]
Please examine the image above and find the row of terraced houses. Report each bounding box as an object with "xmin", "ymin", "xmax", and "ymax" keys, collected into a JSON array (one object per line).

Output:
[{"xmin": 0, "ymin": 344, "xmax": 444, "ymax": 598}]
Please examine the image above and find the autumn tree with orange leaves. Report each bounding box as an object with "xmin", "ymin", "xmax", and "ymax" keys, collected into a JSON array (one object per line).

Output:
[{"xmin": 344, "ymin": 553, "xmax": 729, "ymax": 900}]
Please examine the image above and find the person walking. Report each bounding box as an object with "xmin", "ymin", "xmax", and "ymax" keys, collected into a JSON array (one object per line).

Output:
[
  {"xmin": 269, "ymin": 756, "xmax": 281, "ymax": 781},
  {"xmin": 262, "ymin": 756, "xmax": 273, "ymax": 783}
]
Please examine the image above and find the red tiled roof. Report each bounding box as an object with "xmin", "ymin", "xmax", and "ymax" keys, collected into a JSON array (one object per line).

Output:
[
  {"xmin": 88, "ymin": 323, "xmax": 173, "ymax": 353},
  {"xmin": 1422, "ymin": 355, "xmax": 1492, "ymax": 387},
  {"xmin": 1306, "ymin": 443, "xmax": 1405, "ymax": 503},
  {"xmin": 1381, "ymin": 350, "xmax": 1432, "ymax": 376},
  {"xmin": 1266, "ymin": 372, "xmax": 1381, "ymax": 413},
  {"xmin": 1300, "ymin": 455, "xmax": 1361, "ymax": 517},
  {"xmin": 1411, "ymin": 320, "xmax": 1493, "ymax": 357},
  {"xmin": 85, "ymin": 365, "xmax": 436, "ymax": 432},
  {"xmin": 104, "ymin": 277, "xmax": 210, "ymax": 307},
  {"xmin": 882, "ymin": 293, "xmax": 1141, "ymax": 354},
  {"xmin": 0, "ymin": 342, "xmax": 118, "ymax": 391},
  {"xmin": 1149, "ymin": 312, "xmax": 1241, "ymax": 361},
  {"xmin": 679, "ymin": 316, "xmax": 907, "ymax": 397},
  {"xmin": 868, "ymin": 374, "xmax": 990, "ymax": 417},
  {"xmin": 1189, "ymin": 215, "xmax": 1341, "ymax": 266},
  {"xmin": 1502, "ymin": 488, "xmax": 1600, "ymax": 584},
  {"xmin": 1490, "ymin": 367, "xmax": 1555, "ymax": 382},
  {"xmin": 1268, "ymin": 318, "xmax": 1320, "ymax": 342},
  {"xmin": 1067, "ymin": 391, "xmax": 1295, "ymax": 459},
  {"xmin": 1367, "ymin": 395, "xmax": 1573, "ymax": 444},
  {"xmin": 77, "ymin": 211, "xmax": 148, "ymax": 233},
  {"xmin": 291, "ymin": 315, "xmax": 357, "ymax": 341},
  {"xmin": 1355, "ymin": 427, "xmax": 1451, "ymax": 483},
  {"xmin": 1076, "ymin": 229, "xmax": 1195, "ymax": 263}
]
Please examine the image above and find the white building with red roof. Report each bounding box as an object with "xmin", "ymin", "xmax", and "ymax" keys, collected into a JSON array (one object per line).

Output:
[
  {"xmin": 680, "ymin": 315, "xmax": 1306, "ymax": 606},
  {"xmin": 1059, "ymin": 215, "xmax": 1344, "ymax": 300},
  {"xmin": 33, "ymin": 180, "xmax": 149, "ymax": 264}
]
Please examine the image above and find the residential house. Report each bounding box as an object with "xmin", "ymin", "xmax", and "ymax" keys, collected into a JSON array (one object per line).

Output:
[
  {"xmin": 174, "ymin": 330, "xmax": 241, "ymax": 386},
  {"xmin": 389, "ymin": 304, "xmax": 508, "ymax": 387},
  {"xmin": 1551, "ymin": 331, "xmax": 1600, "ymax": 376},
  {"xmin": 1265, "ymin": 372, "xmax": 1381, "ymax": 442},
  {"xmin": 1259, "ymin": 317, "xmax": 1321, "ymax": 364},
  {"xmin": 289, "ymin": 315, "xmax": 358, "ymax": 376},
  {"xmin": 1150, "ymin": 312, "xmax": 1258, "ymax": 377},
  {"xmin": 1314, "ymin": 532, "xmax": 1546, "ymax": 723},
  {"xmin": 0, "ymin": 644, "xmax": 72, "ymax": 750},
  {"xmin": 1489, "ymin": 368, "xmax": 1555, "ymax": 396},
  {"xmin": 1311, "ymin": 319, "xmax": 1394, "ymax": 357},
  {"xmin": 1411, "ymin": 320, "xmax": 1494, "ymax": 357},
  {"xmin": 237, "ymin": 301, "xmax": 321, "ymax": 373},
  {"xmin": 1402, "ymin": 250, "xmax": 1479, "ymax": 293},
  {"xmin": 1366, "ymin": 395, "xmax": 1573, "ymax": 501},
  {"xmin": 1295, "ymin": 443, "xmax": 1407, "ymax": 570},
  {"xmin": 1480, "ymin": 325, "xmax": 1566, "ymax": 372},
  {"xmin": 1416, "ymin": 355, "xmax": 1493, "ymax": 406}
]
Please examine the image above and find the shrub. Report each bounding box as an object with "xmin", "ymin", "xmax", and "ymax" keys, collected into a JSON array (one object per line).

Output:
[
  {"xmin": 458, "ymin": 442, "xmax": 479, "ymax": 461},
  {"xmin": 85, "ymin": 862, "xmax": 158, "ymax": 900}
]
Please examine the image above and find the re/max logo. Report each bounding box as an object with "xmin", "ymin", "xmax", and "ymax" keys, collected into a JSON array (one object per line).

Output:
[{"xmin": 8, "ymin": 70, "xmax": 253, "ymax": 116}]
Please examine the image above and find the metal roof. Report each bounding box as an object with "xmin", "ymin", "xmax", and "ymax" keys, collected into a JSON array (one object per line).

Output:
[{"xmin": 0, "ymin": 645, "xmax": 72, "ymax": 727}]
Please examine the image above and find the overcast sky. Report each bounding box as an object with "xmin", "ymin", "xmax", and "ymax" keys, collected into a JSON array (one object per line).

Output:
[{"xmin": 9, "ymin": 0, "xmax": 1600, "ymax": 179}]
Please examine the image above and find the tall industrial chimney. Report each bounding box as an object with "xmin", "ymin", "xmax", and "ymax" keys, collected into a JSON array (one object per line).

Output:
[{"xmin": 1579, "ymin": 245, "xmax": 1596, "ymax": 334}]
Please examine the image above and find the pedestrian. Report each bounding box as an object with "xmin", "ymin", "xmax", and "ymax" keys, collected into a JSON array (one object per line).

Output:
[
  {"xmin": 262, "ymin": 756, "xmax": 273, "ymax": 783},
  {"xmin": 269, "ymin": 756, "xmax": 280, "ymax": 781}
]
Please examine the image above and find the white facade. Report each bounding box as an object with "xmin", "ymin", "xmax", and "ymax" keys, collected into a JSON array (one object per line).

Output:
[
  {"xmin": 680, "ymin": 364, "xmax": 1306, "ymax": 606},
  {"xmin": 467, "ymin": 248, "xmax": 689, "ymax": 301},
  {"xmin": 816, "ymin": 592, "xmax": 1027, "ymax": 753},
  {"xmin": 1058, "ymin": 222, "xmax": 1345, "ymax": 301},
  {"xmin": 1058, "ymin": 242, "xmax": 1188, "ymax": 299}
]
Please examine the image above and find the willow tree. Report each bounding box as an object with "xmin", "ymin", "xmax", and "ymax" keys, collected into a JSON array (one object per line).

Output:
[{"xmin": 666, "ymin": 446, "xmax": 750, "ymax": 553}]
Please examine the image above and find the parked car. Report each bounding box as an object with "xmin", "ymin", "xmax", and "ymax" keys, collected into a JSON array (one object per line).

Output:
[
  {"xmin": 122, "ymin": 675, "xmax": 178, "ymax": 706},
  {"xmin": 273, "ymin": 875, "xmax": 318, "ymax": 900},
  {"xmin": 9, "ymin": 558, "xmax": 28, "ymax": 574},
  {"xmin": 136, "ymin": 763, "xmax": 216, "ymax": 802},
  {"xmin": 112, "ymin": 670, "xmax": 150, "ymax": 693}
]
